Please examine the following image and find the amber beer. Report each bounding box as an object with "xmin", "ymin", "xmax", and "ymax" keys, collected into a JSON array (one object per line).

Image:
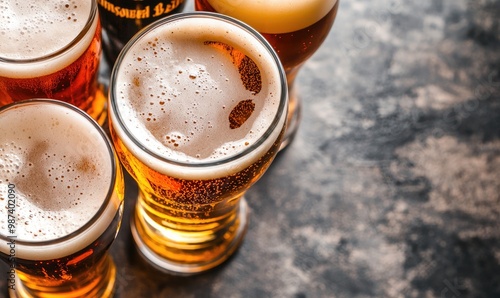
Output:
[
  {"xmin": 0, "ymin": 0, "xmax": 105, "ymax": 124},
  {"xmin": 109, "ymin": 12, "xmax": 288, "ymax": 274},
  {"xmin": 97, "ymin": 0, "xmax": 187, "ymax": 63},
  {"xmin": 196, "ymin": 0, "xmax": 339, "ymax": 148},
  {"xmin": 196, "ymin": 0, "xmax": 338, "ymax": 78},
  {"xmin": 0, "ymin": 100, "xmax": 124, "ymax": 297}
]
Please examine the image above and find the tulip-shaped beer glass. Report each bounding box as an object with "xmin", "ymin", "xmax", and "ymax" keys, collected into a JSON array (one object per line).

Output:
[{"xmin": 108, "ymin": 12, "xmax": 288, "ymax": 275}]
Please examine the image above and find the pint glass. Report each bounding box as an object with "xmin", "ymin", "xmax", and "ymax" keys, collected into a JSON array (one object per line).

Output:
[
  {"xmin": 196, "ymin": 0, "xmax": 339, "ymax": 148},
  {"xmin": 0, "ymin": 100, "xmax": 124, "ymax": 297},
  {"xmin": 0, "ymin": 0, "xmax": 106, "ymax": 124},
  {"xmin": 108, "ymin": 12, "xmax": 288, "ymax": 274}
]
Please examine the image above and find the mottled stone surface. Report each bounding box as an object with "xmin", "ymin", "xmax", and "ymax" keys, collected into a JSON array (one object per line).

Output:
[{"xmin": 1, "ymin": 0, "xmax": 499, "ymax": 297}]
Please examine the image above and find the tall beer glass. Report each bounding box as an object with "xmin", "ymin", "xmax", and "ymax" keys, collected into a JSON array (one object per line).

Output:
[
  {"xmin": 0, "ymin": 100, "xmax": 124, "ymax": 297},
  {"xmin": 0, "ymin": 0, "xmax": 106, "ymax": 124},
  {"xmin": 196, "ymin": 0, "xmax": 339, "ymax": 148},
  {"xmin": 109, "ymin": 12, "xmax": 288, "ymax": 274}
]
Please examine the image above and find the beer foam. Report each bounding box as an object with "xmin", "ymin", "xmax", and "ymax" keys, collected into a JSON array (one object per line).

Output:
[
  {"xmin": 206, "ymin": 0, "xmax": 338, "ymax": 33},
  {"xmin": 0, "ymin": 0, "xmax": 97, "ymax": 78},
  {"xmin": 0, "ymin": 101, "xmax": 118, "ymax": 260},
  {"xmin": 111, "ymin": 15, "xmax": 287, "ymax": 180}
]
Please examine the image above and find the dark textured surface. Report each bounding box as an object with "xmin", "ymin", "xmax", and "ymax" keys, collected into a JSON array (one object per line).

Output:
[{"xmin": 2, "ymin": 0, "xmax": 500, "ymax": 297}]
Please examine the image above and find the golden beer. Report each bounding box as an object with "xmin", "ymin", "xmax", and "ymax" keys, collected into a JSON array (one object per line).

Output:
[
  {"xmin": 108, "ymin": 12, "xmax": 288, "ymax": 274},
  {"xmin": 0, "ymin": 0, "xmax": 106, "ymax": 124},
  {"xmin": 0, "ymin": 100, "xmax": 124, "ymax": 297},
  {"xmin": 195, "ymin": 0, "xmax": 340, "ymax": 148}
]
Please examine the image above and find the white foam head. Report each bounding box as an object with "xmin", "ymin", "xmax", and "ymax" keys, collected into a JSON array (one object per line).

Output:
[
  {"xmin": 0, "ymin": 0, "xmax": 97, "ymax": 78},
  {"xmin": 206, "ymin": 0, "xmax": 338, "ymax": 33},
  {"xmin": 0, "ymin": 100, "xmax": 119, "ymax": 260},
  {"xmin": 110, "ymin": 13, "xmax": 287, "ymax": 180}
]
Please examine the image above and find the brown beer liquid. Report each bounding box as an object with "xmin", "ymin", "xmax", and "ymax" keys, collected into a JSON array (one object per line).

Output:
[
  {"xmin": 195, "ymin": 0, "xmax": 339, "ymax": 75},
  {"xmin": 0, "ymin": 1, "xmax": 106, "ymax": 124},
  {"xmin": 0, "ymin": 24, "xmax": 103, "ymax": 122},
  {"xmin": 97, "ymin": 0, "xmax": 187, "ymax": 64}
]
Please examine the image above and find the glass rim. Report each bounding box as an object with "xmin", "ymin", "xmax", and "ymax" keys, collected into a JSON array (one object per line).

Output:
[
  {"xmin": 0, "ymin": 1, "xmax": 98, "ymax": 64},
  {"xmin": 109, "ymin": 11, "xmax": 288, "ymax": 168},
  {"xmin": 0, "ymin": 99, "xmax": 119, "ymax": 246}
]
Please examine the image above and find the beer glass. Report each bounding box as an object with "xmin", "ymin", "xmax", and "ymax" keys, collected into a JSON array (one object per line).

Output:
[
  {"xmin": 195, "ymin": 0, "xmax": 339, "ymax": 148},
  {"xmin": 0, "ymin": 99, "xmax": 125, "ymax": 297},
  {"xmin": 98, "ymin": 0, "xmax": 187, "ymax": 64},
  {"xmin": 108, "ymin": 12, "xmax": 288, "ymax": 274},
  {"xmin": 0, "ymin": 0, "xmax": 106, "ymax": 125}
]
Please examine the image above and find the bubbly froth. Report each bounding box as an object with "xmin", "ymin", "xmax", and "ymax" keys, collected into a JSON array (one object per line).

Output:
[
  {"xmin": 0, "ymin": 0, "xmax": 96, "ymax": 78},
  {"xmin": 112, "ymin": 16, "xmax": 285, "ymax": 179},
  {"xmin": 0, "ymin": 101, "xmax": 113, "ymax": 246}
]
